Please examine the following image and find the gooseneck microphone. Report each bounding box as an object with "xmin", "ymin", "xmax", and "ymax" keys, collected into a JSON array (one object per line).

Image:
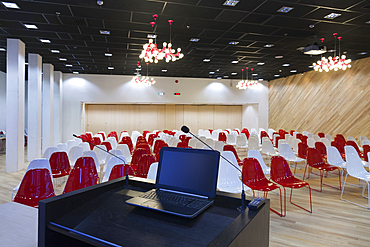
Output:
[
  {"xmin": 181, "ymin": 126, "xmax": 246, "ymax": 212},
  {"xmin": 73, "ymin": 134, "xmax": 130, "ymax": 187}
]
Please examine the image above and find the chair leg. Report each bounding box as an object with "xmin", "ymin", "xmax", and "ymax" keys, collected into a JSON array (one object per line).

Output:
[
  {"xmin": 322, "ymin": 169, "xmax": 341, "ymax": 190},
  {"xmin": 268, "ymin": 188, "xmax": 285, "ymax": 217},
  {"xmin": 290, "ymin": 186, "xmax": 312, "ymax": 213},
  {"xmin": 341, "ymin": 174, "xmax": 370, "ymax": 209}
]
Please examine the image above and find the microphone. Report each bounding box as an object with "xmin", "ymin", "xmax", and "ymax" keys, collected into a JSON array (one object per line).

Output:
[
  {"xmin": 73, "ymin": 134, "xmax": 130, "ymax": 187},
  {"xmin": 181, "ymin": 126, "xmax": 246, "ymax": 212}
]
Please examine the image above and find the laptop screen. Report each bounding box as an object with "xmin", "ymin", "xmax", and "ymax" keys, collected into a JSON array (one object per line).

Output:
[{"xmin": 156, "ymin": 147, "xmax": 220, "ymax": 198}]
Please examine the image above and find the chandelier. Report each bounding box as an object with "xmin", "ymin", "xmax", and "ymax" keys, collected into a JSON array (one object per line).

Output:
[
  {"xmin": 236, "ymin": 67, "xmax": 258, "ymax": 90},
  {"xmin": 132, "ymin": 62, "xmax": 156, "ymax": 87},
  {"xmin": 139, "ymin": 17, "xmax": 160, "ymax": 63},
  {"xmin": 156, "ymin": 20, "xmax": 184, "ymax": 63},
  {"xmin": 313, "ymin": 34, "xmax": 352, "ymax": 72}
]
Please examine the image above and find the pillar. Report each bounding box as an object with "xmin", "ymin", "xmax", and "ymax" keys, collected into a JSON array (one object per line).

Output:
[{"xmin": 42, "ymin": 64, "xmax": 54, "ymax": 154}]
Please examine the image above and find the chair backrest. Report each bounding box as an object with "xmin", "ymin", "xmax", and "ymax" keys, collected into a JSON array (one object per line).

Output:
[
  {"xmin": 56, "ymin": 143, "xmax": 68, "ymax": 153},
  {"xmin": 82, "ymin": 150, "xmax": 100, "ymax": 173},
  {"xmin": 106, "ymin": 137, "xmax": 118, "ymax": 149},
  {"xmin": 135, "ymin": 143, "xmax": 151, "ymax": 153},
  {"xmin": 42, "ymin": 147, "xmax": 59, "ymax": 160},
  {"xmin": 223, "ymin": 145, "xmax": 240, "ymax": 162},
  {"xmin": 102, "ymin": 155, "xmax": 134, "ymax": 182},
  {"xmin": 147, "ymin": 162, "xmax": 159, "ymax": 180},
  {"xmin": 318, "ymin": 132, "xmax": 325, "ymax": 138},
  {"xmin": 247, "ymin": 149, "xmax": 269, "ymax": 174},
  {"xmin": 78, "ymin": 142, "xmax": 90, "ymax": 152},
  {"xmin": 242, "ymin": 158, "xmax": 267, "ymax": 185},
  {"xmin": 313, "ymin": 135, "xmax": 320, "ymax": 142},
  {"xmin": 325, "ymin": 134, "xmax": 333, "ymax": 142},
  {"xmin": 346, "ymin": 140, "xmax": 361, "ymax": 154},
  {"xmin": 214, "ymin": 141, "xmax": 225, "ymax": 152},
  {"xmin": 14, "ymin": 168, "xmax": 55, "ymax": 207},
  {"xmin": 195, "ymin": 141, "xmax": 204, "ymax": 149},
  {"xmin": 363, "ymin": 145, "xmax": 370, "ymax": 162},
  {"xmin": 116, "ymin": 144, "xmax": 132, "ymax": 162},
  {"xmin": 307, "ymin": 133, "xmax": 313, "ymax": 139},
  {"xmin": 270, "ymin": 156, "xmax": 293, "ymax": 183},
  {"xmin": 131, "ymin": 148, "xmax": 151, "ymax": 168},
  {"xmin": 293, "ymin": 139, "xmax": 302, "ymax": 153},
  {"xmin": 204, "ymin": 138, "xmax": 215, "ymax": 148},
  {"xmin": 217, "ymin": 151, "xmax": 241, "ymax": 188},
  {"xmin": 68, "ymin": 146, "xmax": 84, "ymax": 167},
  {"xmin": 93, "ymin": 145, "xmax": 108, "ymax": 164},
  {"xmin": 287, "ymin": 136, "xmax": 295, "ymax": 147},
  {"xmin": 49, "ymin": 151, "xmax": 71, "ymax": 178},
  {"xmin": 66, "ymin": 140, "xmax": 77, "ymax": 152},
  {"xmin": 226, "ymin": 134, "xmax": 236, "ymax": 145},
  {"xmin": 104, "ymin": 149, "xmax": 124, "ymax": 166},
  {"xmin": 345, "ymin": 146, "xmax": 368, "ymax": 176},
  {"xmin": 298, "ymin": 142, "xmax": 308, "ymax": 158},
  {"xmin": 63, "ymin": 157, "xmax": 99, "ymax": 194},
  {"xmin": 188, "ymin": 138, "xmax": 198, "ymax": 148},
  {"xmin": 136, "ymin": 154, "xmax": 156, "ymax": 178},
  {"xmin": 320, "ymin": 138, "xmax": 331, "ymax": 147},
  {"xmin": 307, "ymin": 138, "xmax": 315, "ymax": 148},
  {"xmin": 25, "ymin": 158, "xmax": 53, "ymax": 180},
  {"xmin": 360, "ymin": 136, "xmax": 369, "ymax": 147},
  {"xmin": 218, "ymin": 132, "xmax": 227, "ymax": 142},
  {"xmin": 236, "ymin": 135, "xmax": 247, "ymax": 147},
  {"xmin": 261, "ymin": 138, "xmax": 276, "ymax": 154},
  {"xmin": 315, "ymin": 142, "xmax": 327, "ymax": 157},
  {"xmin": 119, "ymin": 138, "xmax": 134, "ymax": 153},
  {"xmin": 277, "ymin": 139, "xmax": 287, "ymax": 151},
  {"xmin": 101, "ymin": 141, "xmax": 113, "ymax": 152},
  {"xmin": 248, "ymin": 136, "xmax": 259, "ymax": 150},
  {"xmin": 326, "ymin": 146, "xmax": 345, "ymax": 167},
  {"xmin": 331, "ymin": 141, "xmax": 344, "ymax": 154},
  {"xmin": 307, "ymin": 148, "xmax": 324, "ymax": 167}
]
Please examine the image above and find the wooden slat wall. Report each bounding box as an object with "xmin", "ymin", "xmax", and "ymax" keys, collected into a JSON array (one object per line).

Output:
[
  {"xmin": 85, "ymin": 104, "xmax": 242, "ymax": 134},
  {"xmin": 269, "ymin": 56, "xmax": 370, "ymax": 140}
]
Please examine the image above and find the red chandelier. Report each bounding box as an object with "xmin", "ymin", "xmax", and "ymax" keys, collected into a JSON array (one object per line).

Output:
[{"xmin": 236, "ymin": 67, "xmax": 258, "ymax": 90}]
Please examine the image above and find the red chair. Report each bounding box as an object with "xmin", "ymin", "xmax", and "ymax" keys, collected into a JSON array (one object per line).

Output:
[
  {"xmin": 335, "ymin": 135, "xmax": 346, "ymax": 147},
  {"xmin": 101, "ymin": 141, "xmax": 112, "ymax": 152},
  {"xmin": 274, "ymin": 136, "xmax": 282, "ymax": 148},
  {"xmin": 234, "ymin": 129, "xmax": 240, "ymax": 134},
  {"xmin": 223, "ymin": 145, "xmax": 241, "ymax": 164},
  {"xmin": 270, "ymin": 156, "xmax": 312, "ymax": 215},
  {"xmin": 290, "ymin": 130, "xmax": 295, "ymax": 136},
  {"xmin": 242, "ymin": 158, "xmax": 284, "ymax": 217},
  {"xmin": 260, "ymin": 131, "xmax": 269, "ymax": 144},
  {"xmin": 296, "ymin": 133, "xmax": 303, "ymax": 141},
  {"xmin": 108, "ymin": 131, "xmax": 118, "ymax": 142},
  {"xmin": 63, "ymin": 157, "xmax": 99, "ymax": 194},
  {"xmin": 85, "ymin": 132, "xmax": 93, "ymax": 141},
  {"xmin": 298, "ymin": 142, "xmax": 308, "ymax": 160},
  {"xmin": 331, "ymin": 141, "xmax": 345, "ymax": 159},
  {"xmin": 90, "ymin": 137, "xmax": 101, "ymax": 150},
  {"xmin": 177, "ymin": 141, "xmax": 191, "ymax": 148},
  {"xmin": 179, "ymin": 135, "xmax": 186, "ymax": 142},
  {"xmin": 97, "ymin": 132, "xmax": 106, "ymax": 141},
  {"xmin": 218, "ymin": 132, "xmax": 227, "ymax": 142},
  {"xmin": 346, "ymin": 140, "xmax": 363, "ymax": 158},
  {"xmin": 301, "ymin": 135, "xmax": 308, "ymax": 144},
  {"xmin": 136, "ymin": 154, "xmax": 156, "ymax": 178},
  {"xmin": 135, "ymin": 143, "xmax": 151, "ymax": 154},
  {"xmin": 318, "ymin": 132, "xmax": 325, "ymax": 138},
  {"xmin": 363, "ymin": 145, "xmax": 370, "ymax": 162},
  {"xmin": 14, "ymin": 169, "xmax": 55, "ymax": 208},
  {"xmin": 131, "ymin": 148, "xmax": 151, "ymax": 171},
  {"xmin": 153, "ymin": 139, "xmax": 166, "ymax": 154},
  {"xmin": 49, "ymin": 151, "xmax": 71, "ymax": 178},
  {"xmin": 154, "ymin": 142, "xmax": 169, "ymax": 161},
  {"xmin": 304, "ymin": 148, "xmax": 341, "ymax": 192},
  {"xmin": 315, "ymin": 142, "xmax": 327, "ymax": 160},
  {"xmin": 142, "ymin": 130, "xmax": 150, "ymax": 138},
  {"xmin": 120, "ymin": 137, "xmax": 134, "ymax": 154},
  {"xmin": 241, "ymin": 128, "xmax": 250, "ymax": 139},
  {"xmin": 224, "ymin": 129, "xmax": 230, "ymax": 134},
  {"xmin": 108, "ymin": 164, "xmax": 135, "ymax": 181},
  {"xmin": 147, "ymin": 134, "xmax": 156, "ymax": 147},
  {"xmin": 137, "ymin": 136, "xmax": 147, "ymax": 143},
  {"xmin": 208, "ymin": 129, "xmax": 213, "ymax": 134}
]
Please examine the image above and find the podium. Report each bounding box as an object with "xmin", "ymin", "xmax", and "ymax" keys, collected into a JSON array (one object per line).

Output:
[{"xmin": 39, "ymin": 177, "xmax": 270, "ymax": 247}]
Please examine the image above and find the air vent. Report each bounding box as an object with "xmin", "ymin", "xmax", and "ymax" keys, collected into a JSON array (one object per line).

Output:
[{"xmin": 57, "ymin": 15, "xmax": 89, "ymax": 27}]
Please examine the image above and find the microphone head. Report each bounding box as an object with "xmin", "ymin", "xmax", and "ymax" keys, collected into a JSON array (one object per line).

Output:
[
  {"xmin": 72, "ymin": 134, "xmax": 78, "ymax": 137},
  {"xmin": 181, "ymin": 125, "xmax": 189, "ymax": 133}
]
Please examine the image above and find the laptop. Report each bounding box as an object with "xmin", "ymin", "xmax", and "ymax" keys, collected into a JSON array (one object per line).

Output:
[{"xmin": 126, "ymin": 147, "xmax": 220, "ymax": 218}]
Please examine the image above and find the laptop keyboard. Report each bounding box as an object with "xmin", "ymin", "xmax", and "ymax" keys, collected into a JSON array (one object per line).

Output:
[{"xmin": 140, "ymin": 190, "xmax": 210, "ymax": 209}]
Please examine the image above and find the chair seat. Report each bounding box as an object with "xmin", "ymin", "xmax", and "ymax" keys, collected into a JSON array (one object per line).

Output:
[
  {"xmin": 245, "ymin": 180, "xmax": 279, "ymax": 191},
  {"xmin": 274, "ymin": 176, "xmax": 309, "ymax": 189},
  {"xmin": 311, "ymin": 162, "xmax": 338, "ymax": 171},
  {"xmin": 283, "ymin": 156, "xmax": 305, "ymax": 163}
]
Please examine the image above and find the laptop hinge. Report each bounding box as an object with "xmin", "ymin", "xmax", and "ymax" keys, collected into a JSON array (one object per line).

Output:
[{"xmin": 159, "ymin": 189, "xmax": 209, "ymax": 199}]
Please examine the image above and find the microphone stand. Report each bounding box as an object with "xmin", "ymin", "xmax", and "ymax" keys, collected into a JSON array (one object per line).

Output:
[
  {"xmin": 73, "ymin": 134, "xmax": 130, "ymax": 187},
  {"xmin": 181, "ymin": 127, "xmax": 246, "ymax": 212}
]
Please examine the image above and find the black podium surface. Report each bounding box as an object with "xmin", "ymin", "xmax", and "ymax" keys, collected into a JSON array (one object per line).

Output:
[{"xmin": 39, "ymin": 177, "xmax": 270, "ymax": 247}]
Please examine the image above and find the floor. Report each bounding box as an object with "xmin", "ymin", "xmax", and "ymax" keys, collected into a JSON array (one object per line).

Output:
[{"xmin": 1, "ymin": 147, "xmax": 370, "ymax": 246}]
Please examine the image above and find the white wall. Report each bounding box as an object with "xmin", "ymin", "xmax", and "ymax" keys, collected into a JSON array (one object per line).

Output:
[
  {"xmin": 62, "ymin": 74, "xmax": 269, "ymax": 142},
  {"xmin": 0, "ymin": 71, "xmax": 6, "ymax": 131}
]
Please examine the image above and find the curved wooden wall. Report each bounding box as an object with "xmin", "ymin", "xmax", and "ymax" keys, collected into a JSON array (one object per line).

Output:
[{"xmin": 269, "ymin": 56, "xmax": 370, "ymax": 140}]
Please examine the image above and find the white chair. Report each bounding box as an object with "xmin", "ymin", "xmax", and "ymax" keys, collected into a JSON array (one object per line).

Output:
[
  {"xmin": 313, "ymin": 135, "xmax": 321, "ymax": 142},
  {"xmin": 292, "ymin": 139, "xmax": 302, "ymax": 154},
  {"xmin": 119, "ymin": 132, "xmax": 130, "ymax": 142},
  {"xmin": 56, "ymin": 143, "xmax": 68, "ymax": 153},
  {"xmin": 307, "ymin": 133, "xmax": 313, "ymax": 139},
  {"xmin": 226, "ymin": 134, "xmax": 236, "ymax": 145},
  {"xmin": 214, "ymin": 141, "xmax": 225, "ymax": 152},
  {"xmin": 261, "ymin": 138, "xmax": 278, "ymax": 157},
  {"xmin": 217, "ymin": 151, "xmax": 252, "ymax": 194},
  {"xmin": 78, "ymin": 142, "xmax": 90, "ymax": 152},
  {"xmin": 341, "ymin": 146, "xmax": 370, "ymax": 209},
  {"xmin": 248, "ymin": 149, "xmax": 270, "ymax": 175},
  {"xmin": 131, "ymin": 131, "xmax": 141, "ymax": 145},
  {"xmin": 199, "ymin": 136, "xmax": 207, "ymax": 142},
  {"xmin": 147, "ymin": 162, "xmax": 159, "ymax": 180},
  {"xmin": 279, "ymin": 143, "xmax": 305, "ymax": 173},
  {"xmin": 205, "ymin": 138, "xmax": 215, "ymax": 148},
  {"xmin": 248, "ymin": 136, "xmax": 260, "ymax": 150},
  {"xmin": 94, "ymin": 134, "xmax": 104, "ymax": 143},
  {"xmin": 236, "ymin": 135, "xmax": 248, "ymax": 148},
  {"xmin": 320, "ymin": 138, "xmax": 331, "ymax": 147},
  {"xmin": 68, "ymin": 146, "xmax": 83, "ymax": 167},
  {"xmin": 326, "ymin": 146, "xmax": 346, "ymax": 183},
  {"xmin": 277, "ymin": 139, "xmax": 287, "ymax": 152},
  {"xmin": 195, "ymin": 141, "xmax": 204, "ymax": 149},
  {"xmin": 204, "ymin": 130, "xmax": 212, "ymax": 138},
  {"xmin": 347, "ymin": 137, "xmax": 362, "ymax": 152},
  {"xmin": 302, "ymin": 131, "xmax": 308, "ymax": 136},
  {"xmin": 104, "ymin": 149, "xmax": 123, "ymax": 171},
  {"xmin": 82, "ymin": 150, "xmax": 101, "ymax": 174},
  {"xmin": 66, "ymin": 140, "xmax": 77, "ymax": 152},
  {"xmin": 11, "ymin": 158, "xmax": 52, "ymax": 200},
  {"xmin": 362, "ymin": 140, "xmax": 370, "ymax": 147},
  {"xmin": 93, "ymin": 145, "xmax": 107, "ymax": 166},
  {"xmin": 345, "ymin": 145, "xmax": 368, "ymax": 167},
  {"xmin": 268, "ymin": 128, "xmax": 276, "ymax": 139},
  {"xmin": 73, "ymin": 137, "xmax": 82, "ymax": 145},
  {"xmin": 307, "ymin": 138, "xmax": 315, "ymax": 148},
  {"xmin": 188, "ymin": 138, "xmax": 198, "ymax": 148},
  {"xmin": 42, "ymin": 147, "xmax": 58, "ymax": 160},
  {"xmin": 325, "ymin": 134, "xmax": 334, "ymax": 142},
  {"xmin": 106, "ymin": 137, "xmax": 118, "ymax": 149},
  {"xmin": 288, "ymin": 136, "xmax": 295, "ymax": 148},
  {"xmin": 230, "ymin": 130, "xmax": 239, "ymax": 139},
  {"xmin": 198, "ymin": 129, "xmax": 205, "ymax": 136},
  {"xmin": 360, "ymin": 136, "xmax": 369, "ymax": 147},
  {"xmin": 102, "ymin": 155, "xmax": 127, "ymax": 183},
  {"xmin": 171, "ymin": 139, "xmax": 181, "ymax": 147},
  {"xmin": 116, "ymin": 144, "xmax": 132, "ymax": 163}
]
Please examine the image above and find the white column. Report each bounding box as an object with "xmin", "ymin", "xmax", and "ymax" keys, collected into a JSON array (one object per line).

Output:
[
  {"xmin": 27, "ymin": 54, "xmax": 43, "ymax": 161},
  {"xmin": 42, "ymin": 64, "xmax": 54, "ymax": 154},
  {"xmin": 6, "ymin": 39, "xmax": 25, "ymax": 172},
  {"xmin": 53, "ymin": 71, "xmax": 62, "ymax": 146}
]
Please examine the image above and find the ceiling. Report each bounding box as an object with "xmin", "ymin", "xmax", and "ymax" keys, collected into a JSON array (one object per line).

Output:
[{"xmin": 1, "ymin": 0, "xmax": 370, "ymax": 81}]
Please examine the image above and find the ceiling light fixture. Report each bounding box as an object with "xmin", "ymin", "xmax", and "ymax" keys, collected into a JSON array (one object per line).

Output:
[
  {"xmin": 0, "ymin": 48, "xmax": 6, "ymax": 51},
  {"xmin": 147, "ymin": 34, "xmax": 157, "ymax": 38},
  {"xmin": 231, "ymin": 60, "xmax": 239, "ymax": 64},
  {"xmin": 217, "ymin": 77, "xmax": 222, "ymax": 79},
  {"xmin": 275, "ymin": 55, "xmax": 283, "ymax": 59},
  {"xmin": 99, "ymin": 30, "xmax": 110, "ymax": 35},
  {"xmin": 282, "ymin": 64, "xmax": 290, "ymax": 67},
  {"xmin": 358, "ymin": 52, "xmax": 367, "ymax": 55},
  {"xmin": 324, "ymin": 13, "xmax": 341, "ymax": 19},
  {"xmin": 157, "ymin": 20, "xmax": 184, "ymax": 63},
  {"xmin": 223, "ymin": 0, "xmax": 239, "ymax": 6},
  {"xmin": 303, "ymin": 36, "xmax": 327, "ymax": 55},
  {"xmin": 231, "ymin": 72, "xmax": 237, "ymax": 75},
  {"xmin": 229, "ymin": 41, "xmax": 239, "ymax": 45},
  {"xmin": 203, "ymin": 58, "xmax": 210, "ymax": 62},
  {"xmin": 65, "ymin": 64, "xmax": 72, "ymax": 67},
  {"xmin": 236, "ymin": 67, "xmax": 258, "ymax": 90},
  {"xmin": 277, "ymin": 6, "xmax": 294, "ymax": 13},
  {"xmin": 258, "ymin": 79, "xmax": 263, "ymax": 81},
  {"xmin": 162, "ymin": 69, "xmax": 167, "ymax": 72},
  {"xmin": 1, "ymin": 2, "xmax": 19, "ymax": 8},
  {"xmin": 40, "ymin": 39, "xmax": 51, "ymax": 43},
  {"xmin": 59, "ymin": 58, "xmax": 67, "ymax": 61},
  {"xmin": 73, "ymin": 71, "xmax": 79, "ymax": 74},
  {"xmin": 190, "ymin": 38, "xmax": 200, "ymax": 42},
  {"xmin": 108, "ymin": 66, "xmax": 114, "ymax": 70},
  {"xmin": 264, "ymin": 44, "xmax": 274, "ymax": 47},
  {"xmin": 257, "ymin": 62, "xmax": 265, "ymax": 65},
  {"xmin": 274, "ymin": 75, "xmax": 280, "ymax": 77},
  {"xmin": 133, "ymin": 62, "xmax": 156, "ymax": 87},
  {"xmin": 51, "ymin": 50, "xmax": 60, "ymax": 53},
  {"xmin": 290, "ymin": 70, "xmax": 297, "ymax": 73},
  {"xmin": 24, "ymin": 24, "xmax": 38, "ymax": 29},
  {"xmin": 105, "ymin": 53, "xmax": 112, "ymax": 56}
]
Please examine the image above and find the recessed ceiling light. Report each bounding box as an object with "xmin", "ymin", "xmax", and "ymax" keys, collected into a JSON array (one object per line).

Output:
[
  {"xmin": 324, "ymin": 13, "xmax": 341, "ymax": 19},
  {"xmin": 190, "ymin": 38, "xmax": 200, "ymax": 42},
  {"xmin": 231, "ymin": 72, "xmax": 237, "ymax": 75},
  {"xmin": 209, "ymin": 71, "xmax": 215, "ymax": 74},
  {"xmin": 108, "ymin": 66, "xmax": 114, "ymax": 69},
  {"xmin": 366, "ymin": 21, "xmax": 370, "ymax": 24},
  {"xmin": 274, "ymin": 74, "xmax": 280, "ymax": 77},
  {"xmin": 147, "ymin": 34, "xmax": 157, "ymax": 38},
  {"xmin": 224, "ymin": 75, "xmax": 229, "ymax": 78},
  {"xmin": 277, "ymin": 6, "xmax": 294, "ymax": 13},
  {"xmin": 309, "ymin": 24, "xmax": 315, "ymax": 28},
  {"xmin": 51, "ymin": 50, "xmax": 60, "ymax": 53},
  {"xmin": 308, "ymin": 65, "xmax": 314, "ymax": 68},
  {"xmin": 275, "ymin": 55, "xmax": 283, "ymax": 59},
  {"xmin": 162, "ymin": 69, "xmax": 167, "ymax": 72},
  {"xmin": 217, "ymin": 77, "xmax": 222, "ymax": 79},
  {"xmin": 223, "ymin": 0, "xmax": 239, "ymax": 6},
  {"xmin": 59, "ymin": 58, "xmax": 67, "ymax": 61},
  {"xmin": 0, "ymin": 48, "xmax": 6, "ymax": 51},
  {"xmin": 65, "ymin": 64, "xmax": 73, "ymax": 67},
  {"xmin": 296, "ymin": 47, "xmax": 305, "ymax": 51},
  {"xmin": 358, "ymin": 52, "xmax": 367, "ymax": 55},
  {"xmin": 258, "ymin": 79, "xmax": 263, "ymax": 81},
  {"xmin": 282, "ymin": 64, "xmax": 290, "ymax": 67},
  {"xmin": 229, "ymin": 41, "xmax": 239, "ymax": 45},
  {"xmin": 257, "ymin": 62, "xmax": 265, "ymax": 65},
  {"xmin": 105, "ymin": 53, "xmax": 112, "ymax": 57},
  {"xmin": 290, "ymin": 70, "xmax": 297, "ymax": 73},
  {"xmin": 40, "ymin": 39, "xmax": 51, "ymax": 43},
  {"xmin": 264, "ymin": 44, "xmax": 274, "ymax": 48},
  {"xmin": 73, "ymin": 71, "xmax": 79, "ymax": 74},
  {"xmin": 343, "ymin": 51, "xmax": 347, "ymax": 54},
  {"xmin": 231, "ymin": 60, "xmax": 239, "ymax": 64},
  {"xmin": 203, "ymin": 58, "xmax": 210, "ymax": 62},
  {"xmin": 24, "ymin": 24, "xmax": 38, "ymax": 29},
  {"xmin": 99, "ymin": 30, "xmax": 110, "ymax": 35},
  {"xmin": 252, "ymin": 73, "xmax": 258, "ymax": 76},
  {"xmin": 1, "ymin": 2, "xmax": 20, "ymax": 9},
  {"xmin": 136, "ymin": 68, "xmax": 142, "ymax": 71}
]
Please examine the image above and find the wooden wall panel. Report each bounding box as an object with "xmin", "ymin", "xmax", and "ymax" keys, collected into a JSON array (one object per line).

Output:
[
  {"xmin": 269, "ymin": 56, "xmax": 370, "ymax": 141},
  {"xmin": 183, "ymin": 105, "xmax": 199, "ymax": 132},
  {"xmin": 214, "ymin": 106, "xmax": 229, "ymax": 130},
  {"xmin": 198, "ymin": 105, "xmax": 214, "ymax": 130},
  {"xmin": 175, "ymin": 105, "xmax": 184, "ymax": 129}
]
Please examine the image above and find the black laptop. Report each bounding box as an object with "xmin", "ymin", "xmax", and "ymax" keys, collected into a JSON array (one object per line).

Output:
[{"xmin": 126, "ymin": 147, "xmax": 220, "ymax": 218}]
